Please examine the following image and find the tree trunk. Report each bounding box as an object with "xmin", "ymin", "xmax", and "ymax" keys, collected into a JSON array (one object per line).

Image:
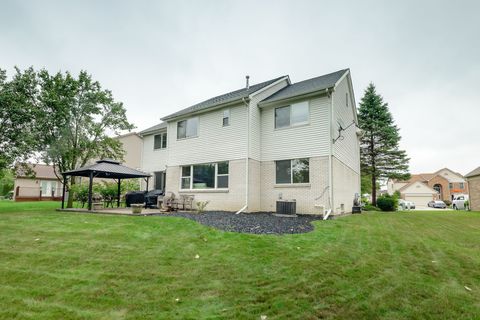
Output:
[
  {"xmin": 67, "ymin": 178, "xmax": 75, "ymax": 208},
  {"xmin": 371, "ymin": 174, "xmax": 377, "ymax": 206}
]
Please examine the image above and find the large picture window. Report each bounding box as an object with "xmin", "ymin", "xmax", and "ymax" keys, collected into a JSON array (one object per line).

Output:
[
  {"xmin": 181, "ymin": 161, "xmax": 229, "ymax": 190},
  {"xmin": 177, "ymin": 117, "xmax": 198, "ymax": 139},
  {"xmin": 275, "ymin": 158, "xmax": 309, "ymax": 184},
  {"xmin": 154, "ymin": 132, "xmax": 167, "ymax": 150},
  {"xmin": 275, "ymin": 101, "xmax": 309, "ymax": 129}
]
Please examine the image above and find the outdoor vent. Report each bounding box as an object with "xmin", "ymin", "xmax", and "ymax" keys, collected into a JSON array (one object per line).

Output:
[{"xmin": 276, "ymin": 200, "xmax": 296, "ymax": 215}]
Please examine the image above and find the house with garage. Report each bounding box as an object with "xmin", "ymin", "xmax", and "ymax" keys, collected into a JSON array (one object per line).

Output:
[
  {"xmin": 387, "ymin": 168, "xmax": 469, "ymax": 207},
  {"xmin": 139, "ymin": 69, "xmax": 361, "ymax": 216}
]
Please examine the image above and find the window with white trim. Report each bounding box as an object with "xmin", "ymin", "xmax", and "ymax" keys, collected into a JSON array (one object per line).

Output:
[
  {"xmin": 154, "ymin": 132, "xmax": 167, "ymax": 150},
  {"xmin": 180, "ymin": 161, "xmax": 229, "ymax": 190},
  {"xmin": 177, "ymin": 117, "xmax": 198, "ymax": 139},
  {"xmin": 222, "ymin": 109, "xmax": 230, "ymax": 127},
  {"xmin": 274, "ymin": 101, "xmax": 309, "ymax": 129},
  {"xmin": 275, "ymin": 158, "xmax": 309, "ymax": 184},
  {"xmin": 459, "ymin": 182, "xmax": 464, "ymax": 189}
]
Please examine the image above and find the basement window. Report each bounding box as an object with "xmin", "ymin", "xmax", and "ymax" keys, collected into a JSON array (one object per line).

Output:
[{"xmin": 275, "ymin": 158, "xmax": 309, "ymax": 184}]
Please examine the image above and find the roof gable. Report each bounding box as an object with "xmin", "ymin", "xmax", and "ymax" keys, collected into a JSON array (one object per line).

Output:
[
  {"xmin": 399, "ymin": 181, "xmax": 438, "ymax": 194},
  {"xmin": 16, "ymin": 163, "xmax": 58, "ymax": 180},
  {"xmin": 161, "ymin": 76, "xmax": 287, "ymax": 121},
  {"xmin": 259, "ymin": 69, "xmax": 349, "ymax": 105},
  {"xmin": 433, "ymin": 168, "xmax": 465, "ymax": 183}
]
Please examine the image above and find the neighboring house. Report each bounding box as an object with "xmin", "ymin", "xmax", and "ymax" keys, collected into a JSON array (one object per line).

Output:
[
  {"xmin": 387, "ymin": 168, "xmax": 469, "ymax": 206},
  {"xmin": 14, "ymin": 133, "xmax": 142, "ymax": 201},
  {"xmin": 139, "ymin": 69, "xmax": 360, "ymax": 215},
  {"xmin": 14, "ymin": 164, "xmax": 63, "ymax": 201},
  {"xmin": 115, "ymin": 132, "xmax": 143, "ymax": 169},
  {"xmin": 465, "ymin": 167, "xmax": 480, "ymax": 211}
]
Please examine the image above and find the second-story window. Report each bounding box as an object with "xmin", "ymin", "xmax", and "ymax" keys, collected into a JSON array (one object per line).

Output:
[
  {"xmin": 154, "ymin": 132, "xmax": 167, "ymax": 150},
  {"xmin": 449, "ymin": 183, "xmax": 453, "ymax": 189},
  {"xmin": 460, "ymin": 182, "xmax": 464, "ymax": 189},
  {"xmin": 177, "ymin": 117, "xmax": 198, "ymax": 139},
  {"xmin": 275, "ymin": 101, "xmax": 309, "ymax": 129},
  {"xmin": 223, "ymin": 109, "xmax": 230, "ymax": 127}
]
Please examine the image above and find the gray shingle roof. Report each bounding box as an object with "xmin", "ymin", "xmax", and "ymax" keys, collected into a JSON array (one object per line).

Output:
[
  {"xmin": 62, "ymin": 159, "xmax": 150, "ymax": 179},
  {"xmin": 139, "ymin": 122, "xmax": 167, "ymax": 136},
  {"xmin": 465, "ymin": 167, "xmax": 480, "ymax": 178},
  {"xmin": 260, "ymin": 69, "xmax": 349, "ymax": 105},
  {"xmin": 161, "ymin": 76, "xmax": 287, "ymax": 120}
]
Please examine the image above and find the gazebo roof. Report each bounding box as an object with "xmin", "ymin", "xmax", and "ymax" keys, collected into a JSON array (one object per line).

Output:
[{"xmin": 62, "ymin": 159, "xmax": 150, "ymax": 179}]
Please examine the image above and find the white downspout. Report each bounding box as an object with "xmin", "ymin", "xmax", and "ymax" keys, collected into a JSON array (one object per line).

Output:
[
  {"xmin": 326, "ymin": 88, "xmax": 335, "ymax": 219},
  {"xmin": 236, "ymin": 96, "xmax": 250, "ymax": 214}
]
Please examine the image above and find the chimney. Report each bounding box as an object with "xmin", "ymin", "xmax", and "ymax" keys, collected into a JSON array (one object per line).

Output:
[{"xmin": 245, "ymin": 75, "xmax": 250, "ymax": 90}]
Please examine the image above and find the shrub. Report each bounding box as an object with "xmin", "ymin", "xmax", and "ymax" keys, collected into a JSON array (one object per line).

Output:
[
  {"xmin": 196, "ymin": 201, "xmax": 210, "ymax": 213},
  {"xmin": 363, "ymin": 204, "xmax": 380, "ymax": 211},
  {"xmin": 443, "ymin": 199, "xmax": 452, "ymax": 206},
  {"xmin": 377, "ymin": 194, "xmax": 398, "ymax": 212}
]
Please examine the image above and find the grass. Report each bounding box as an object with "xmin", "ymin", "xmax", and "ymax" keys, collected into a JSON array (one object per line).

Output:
[{"xmin": 1, "ymin": 201, "xmax": 479, "ymax": 319}]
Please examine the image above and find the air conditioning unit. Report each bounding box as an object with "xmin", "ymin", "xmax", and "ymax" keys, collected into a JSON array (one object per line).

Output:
[{"xmin": 276, "ymin": 200, "xmax": 296, "ymax": 215}]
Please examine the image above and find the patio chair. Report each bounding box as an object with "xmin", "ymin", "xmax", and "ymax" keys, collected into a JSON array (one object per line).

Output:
[
  {"xmin": 182, "ymin": 195, "xmax": 195, "ymax": 211},
  {"xmin": 161, "ymin": 192, "xmax": 177, "ymax": 212}
]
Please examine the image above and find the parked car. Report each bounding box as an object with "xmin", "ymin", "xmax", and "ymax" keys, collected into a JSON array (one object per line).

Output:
[
  {"xmin": 428, "ymin": 200, "xmax": 447, "ymax": 209},
  {"xmin": 398, "ymin": 199, "xmax": 415, "ymax": 210},
  {"xmin": 452, "ymin": 194, "xmax": 469, "ymax": 210}
]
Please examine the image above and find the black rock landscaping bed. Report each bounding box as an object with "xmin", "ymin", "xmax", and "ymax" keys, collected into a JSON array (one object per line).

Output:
[{"xmin": 155, "ymin": 211, "xmax": 323, "ymax": 234}]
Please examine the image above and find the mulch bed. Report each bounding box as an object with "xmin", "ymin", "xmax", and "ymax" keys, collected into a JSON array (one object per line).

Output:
[{"xmin": 155, "ymin": 211, "xmax": 323, "ymax": 234}]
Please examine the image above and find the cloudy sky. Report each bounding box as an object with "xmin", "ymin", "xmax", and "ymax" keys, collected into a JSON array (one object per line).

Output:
[{"xmin": 1, "ymin": 0, "xmax": 479, "ymax": 174}]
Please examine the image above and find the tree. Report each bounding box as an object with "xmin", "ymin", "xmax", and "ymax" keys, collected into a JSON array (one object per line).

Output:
[
  {"xmin": 3, "ymin": 67, "xmax": 134, "ymax": 207},
  {"xmin": 0, "ymin": 67, "xmax": 39, "ymax": 172},
  {"xmin": 358, "ymin": 83, "xmax": 410, "ymax": 206}
]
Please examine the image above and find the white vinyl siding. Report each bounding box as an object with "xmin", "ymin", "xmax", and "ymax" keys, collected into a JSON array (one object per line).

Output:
[
  {"xmin": 167, "ymin": 103, "xmax": 247, "ymax": 166},
  {"xmin": 248, "ymin": 78, "xmax": 289, "ymax": 161},
  {"xmin": 261, "ymin": 96, "xmax": 330, "ymax": 161},
  {"xmin": 142, "ymin": 131, "xmax": 168, "ymax": 176},
  {"xmin": 332, "ymin": 75, "xmax": 360, "ymax": 173}
]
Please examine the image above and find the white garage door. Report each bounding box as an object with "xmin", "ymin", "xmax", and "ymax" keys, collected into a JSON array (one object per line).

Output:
[{"xmin": 404, "ymin": 195, "xmax": 433, "ymax": 208}]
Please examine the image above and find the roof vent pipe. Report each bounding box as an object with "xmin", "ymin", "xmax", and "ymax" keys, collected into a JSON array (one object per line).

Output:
[{"xmin": 246, "ymin": 75, "xmax": 250, "ymax": 90}]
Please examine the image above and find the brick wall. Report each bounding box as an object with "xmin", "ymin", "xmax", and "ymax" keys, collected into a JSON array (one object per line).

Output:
[
  {"xmin": 165, "ymin": 159, "xmax": 247, "ymax": 212},
  {"xmin": 260, "ymin": 156, "xmax": 329, "ymax": 214}
]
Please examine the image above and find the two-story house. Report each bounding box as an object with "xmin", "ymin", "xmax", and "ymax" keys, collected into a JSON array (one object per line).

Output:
[{"xmin": 139, "ymin": 69, "xmax": 360, "ymax": 216}]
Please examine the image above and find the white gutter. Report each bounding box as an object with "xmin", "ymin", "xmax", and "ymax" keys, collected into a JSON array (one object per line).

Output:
[{"xmin": 236, "ymin": 96, "xmax": 251, "ymax": 214}]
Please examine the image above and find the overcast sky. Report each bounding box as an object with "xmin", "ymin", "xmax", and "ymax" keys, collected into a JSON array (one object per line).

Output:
[{"xmin": 1, "ymin": 0, "xmax": 479, "ymax": 174}]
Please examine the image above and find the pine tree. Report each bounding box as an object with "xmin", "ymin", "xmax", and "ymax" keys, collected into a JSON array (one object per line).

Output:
[{"xmin": 358, "ymin": 83, "xmax": 410, "ymax": 205}]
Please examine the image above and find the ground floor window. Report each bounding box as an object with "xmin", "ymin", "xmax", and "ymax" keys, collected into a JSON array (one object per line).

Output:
[
  {"xmin": 181, "ymin": 161, "xmax": 229, "ymax": 190},
  {"xmin": 154, "ymin": 171, "xmax": 165, "ymax": 191},
  {"xmin": 275, "ymin": 158, "xmax": 309, "ymax": 184}
]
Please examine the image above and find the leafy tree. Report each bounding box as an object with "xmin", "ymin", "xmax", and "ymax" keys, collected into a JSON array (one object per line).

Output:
[
  {"xmin": 2, "ymin": 67, "xmax": 134, "ymax": 207},
  {"xmin": 0, "ymin": 169, "xmax": 14, "ymax": 196},
  {"xmin": 358, "ymin": 83, "xmax": 410, "ymax": 205},
  {"xmin": 0, "ymin": 68, "xmax": 39, "ymax": 172}
]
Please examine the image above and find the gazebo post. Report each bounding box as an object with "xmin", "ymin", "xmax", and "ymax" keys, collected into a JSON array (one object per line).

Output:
[
  {"xmin": 61, "ymin": 175, "xmax": 67, "ymax": 209},
  {"xmin": 145, "ymin": 177, "xmax": 150, "ymax": 209},
  {"xmin": 88, "ymin": 171, "xmax": 93, "ymax": 211},
  {"xmin": 117, "ymin": 179, "xmax": 121, "ymax": 208}
]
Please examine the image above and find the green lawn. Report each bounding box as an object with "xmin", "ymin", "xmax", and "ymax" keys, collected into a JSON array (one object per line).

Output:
[{"xmin": 1, "ymin": 201, "xmax": 479, "ymax": 319}]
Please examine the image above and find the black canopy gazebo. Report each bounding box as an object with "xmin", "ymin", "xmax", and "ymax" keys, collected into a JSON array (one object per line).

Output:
[{"xmin": 61, "ymin": 159, "xmax": 151, "ymax": 210}]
